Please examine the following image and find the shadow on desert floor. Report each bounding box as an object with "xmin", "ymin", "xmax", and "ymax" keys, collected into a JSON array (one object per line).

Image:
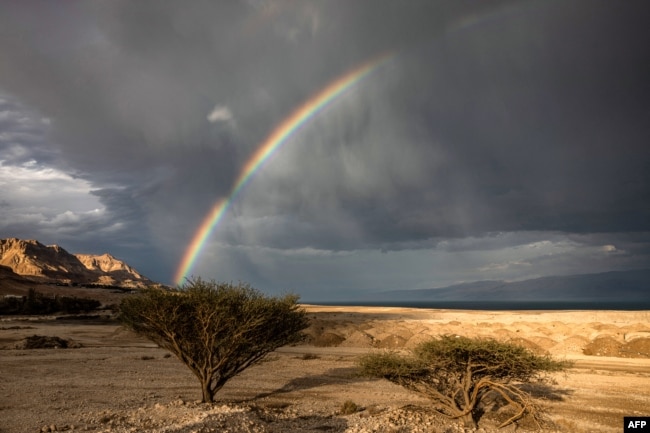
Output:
[{"xmin": 253, "ymin": 366, "xmax": 363, "ymax": 400}]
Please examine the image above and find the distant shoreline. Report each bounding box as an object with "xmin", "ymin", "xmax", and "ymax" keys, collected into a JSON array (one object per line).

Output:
[{"xmin": 304, "ymin": 300, "xmax": 650, "ymax": 311}]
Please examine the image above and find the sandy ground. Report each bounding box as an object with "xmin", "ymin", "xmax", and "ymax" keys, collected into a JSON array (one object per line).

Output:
[{"xmin": 1, "ymin": 306, "xmax": 649, "ymax": 432}]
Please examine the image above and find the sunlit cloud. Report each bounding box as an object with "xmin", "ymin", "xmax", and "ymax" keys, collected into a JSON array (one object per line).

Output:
[
  {"xmin": 0, "ymin": 160, "xmax": 97, "ymax": 198},
  {"xmin": 600, "ymin": 244, "xmax": 620, "ymax": 253},
  {"xmin": 206, "ymin": 105, "xmax": 235, "ymax": 125}
]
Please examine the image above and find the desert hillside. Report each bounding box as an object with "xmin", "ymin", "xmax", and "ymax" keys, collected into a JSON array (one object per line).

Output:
[{"xmin": 0, "ymin": 238, "xmax": 153, "ymax": 288}]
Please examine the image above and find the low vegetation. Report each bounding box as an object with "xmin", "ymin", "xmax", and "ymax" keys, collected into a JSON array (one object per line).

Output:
[
  {"xmin": 300, "ymin": 353, "xmax": 320, "ymax": 360},
  {"xmin": 358, "ymin": 335, "xmax": 571, "ymax": 428},
  {"xmin": 0, "ymin": 288, "xmax": 101, "ymax": 315},
  {"xmin": 340, "ymin": 400, "xmax": 360, "ymax": 415},
  {"xmin": 18, "ymin": 335, "xmax": 81, "ymax": 349},
  {"xmin": 118, "ymin": 278, "xmax": 309, "ymax": 403}
]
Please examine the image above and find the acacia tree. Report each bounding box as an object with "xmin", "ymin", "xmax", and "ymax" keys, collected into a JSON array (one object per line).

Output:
[
  {"xmin": 359, "ymin": 335, "xmax": 570, "ymax": 428},
  {"xmin": 119, "ymin": 279, "xmax": 309, "ymax": 403}
]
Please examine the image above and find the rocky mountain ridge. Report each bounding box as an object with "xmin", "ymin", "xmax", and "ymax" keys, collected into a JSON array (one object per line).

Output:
[{"xmin": 0, "ymin": 238, "xmax": 153, "ymax": 288}]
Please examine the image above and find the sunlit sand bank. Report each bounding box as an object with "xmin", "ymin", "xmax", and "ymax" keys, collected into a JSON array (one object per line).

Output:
[{"xmin": 301, "ymin": 305, "xmax": 650, "ymax": 359}]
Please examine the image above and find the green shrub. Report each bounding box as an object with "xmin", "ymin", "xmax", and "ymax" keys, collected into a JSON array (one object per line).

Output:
[
  {"xmin": 359, "ymin": 335, "xmax": 571, "ymax": 428},
  {"xmin": 119, "ymin": 278, "xmax": 309, "ymax": 403}
]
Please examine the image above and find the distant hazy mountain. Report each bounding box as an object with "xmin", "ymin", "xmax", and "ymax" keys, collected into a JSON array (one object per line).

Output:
[
  {"xmin": 374, "ymin": 269, "xmax": 650, "ymax": 302},
  {"xmin": 0, "ymin": 238, "xmax": 153, "ymax": 288}
]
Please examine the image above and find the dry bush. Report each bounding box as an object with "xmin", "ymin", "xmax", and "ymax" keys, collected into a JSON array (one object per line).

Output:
[
  {"xmin": 18, "ymin": 335, "xmax": 82, "ymax": 349},
  {"xmin": 340, "ymin": 400, "xmax": 360, "ymax": 415}
]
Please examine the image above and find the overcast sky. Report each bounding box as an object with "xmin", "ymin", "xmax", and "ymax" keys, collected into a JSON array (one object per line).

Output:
[{"xmin": 1, "ymin": 1, "xmax": 649, "ymax": 301}]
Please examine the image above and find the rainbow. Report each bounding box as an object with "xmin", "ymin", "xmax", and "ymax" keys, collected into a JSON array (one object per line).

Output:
[{"xmin": 173, "ymin": 52, "xmax": 393, "ymax": 286}]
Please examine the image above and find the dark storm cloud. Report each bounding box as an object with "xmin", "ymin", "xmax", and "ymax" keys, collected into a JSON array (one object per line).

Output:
[
  {"xmin": 0, "ymin": 2, "xmax": 514, "ymax": 244},
  {"xmin": 0, "ymin": 96, "xmax": 59, "ymax": 165},
  {"xmin": 0, "ymin": 0, "xmax": 648, "ymax": 287},
  {"xmin": 419, "ymin": 0, "xmax": 650, "ymax": 235},
  {"xmin": 230, "ymin": 0, "xmax": 650, "ymax": 252}
]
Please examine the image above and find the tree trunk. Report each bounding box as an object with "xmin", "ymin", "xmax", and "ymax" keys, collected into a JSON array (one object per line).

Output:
[
  {"xmin": 460, "ymin": 412, "xmax": 477, "ymax": 429},
  {"xmin": 201, "ymin": 379, "xmax": 214, "ymax": 403}
]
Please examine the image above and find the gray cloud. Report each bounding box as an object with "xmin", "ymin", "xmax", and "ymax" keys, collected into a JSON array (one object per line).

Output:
[{"xmin": 0, "ymin": 1, "xmax": 648, "ymax": 292}]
